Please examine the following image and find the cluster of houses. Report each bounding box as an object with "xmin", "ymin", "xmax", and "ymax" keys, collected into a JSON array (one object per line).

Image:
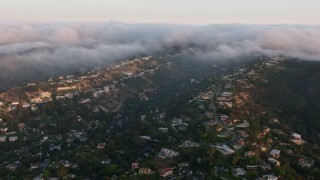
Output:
[
  {"xmin": 171, "ymin": 118, "xmax": 189, "ymax": 132},
  {"xmin": 158, "ymin": 148, "xmax": 179, "ymax": 158},
  {"xmin": 218, "ymin": 90, "xmax": 233, "ymax": 108},
  {"xmin": 0, "ymin": 135, "xmax": 18, "ymax": 143},
  {"xmin": 0, "ymin": 55, "xmax": 160, "ymax": 114},
  {"xmin": 0, "ymin": 56, "xmax": 315, "ymax": 179},
  {"xmin": 131, "ymin": 162, "xmax": 174, "ymax": 177}
]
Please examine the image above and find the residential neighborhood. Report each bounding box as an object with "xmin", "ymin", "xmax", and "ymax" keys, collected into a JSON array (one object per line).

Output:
[{"xmin": 0, "ymin": 55, "xmax": 318, "ymax": 179}]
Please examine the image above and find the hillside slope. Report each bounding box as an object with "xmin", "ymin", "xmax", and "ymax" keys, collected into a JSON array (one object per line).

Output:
[{"xmin": 252, "ymin": 60, "xmax": 320, "ymax": 142}]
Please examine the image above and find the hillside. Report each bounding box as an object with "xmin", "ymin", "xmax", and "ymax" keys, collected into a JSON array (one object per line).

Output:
[
  {"xmin": 0, "ymin": 55, "xmax": 319, "ymax": 179},
  {"xmin": 251, "ymin": 60, "xmax": 320, "ymax": 142}
]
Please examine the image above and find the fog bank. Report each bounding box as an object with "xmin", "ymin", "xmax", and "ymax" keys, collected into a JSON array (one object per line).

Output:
[{"xmin": 0, "ymin": 22, "xmax": 320, "ymax": 89}]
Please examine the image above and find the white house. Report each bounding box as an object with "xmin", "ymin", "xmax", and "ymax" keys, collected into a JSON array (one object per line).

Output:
[
  {"xmin": 268, "ymin": 158, "xmax": 281, "ymax": 166},
  {"xmin": 269, "ymin": 149, "xmax": 280, "ymax": 158},
  {"xmin": 158, "ymin": 148, "xmax": 179, "ymax": 158},
  {"xmin": 0, "ymin": 136, "xmax": 6, "ymax": 142},
  {"xmin": 40, "ymin": 92, "xmax": 52, "ymax": 98},
  {"xmin": 291, "ymin": 133, "xmax": 304, "ymax": 145},
  {"xmin": 9, "ymin": 136, "xmax": 18, "ymax": 142},
  {"xmin": 233, "ymin": 168, "xmax": 246, "ymax": 176},
  {"xmin": 263, "ymin": 174, "xmax": 279, "ymax": 180}
]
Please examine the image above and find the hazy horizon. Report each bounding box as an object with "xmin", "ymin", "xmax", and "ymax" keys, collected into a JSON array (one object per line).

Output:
[
  {"xmin": 1, "ymin": 1, "xmax": 320, "ymax": 89},
  {"xmin": 0, "ymin": 0, "xmax": 319, "ymax": 25}
]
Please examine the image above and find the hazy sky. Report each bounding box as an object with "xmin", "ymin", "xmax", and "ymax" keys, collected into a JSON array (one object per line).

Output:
[{"xmin": 0, "ymin": 0, "xmax": 319, "ymax": 24}]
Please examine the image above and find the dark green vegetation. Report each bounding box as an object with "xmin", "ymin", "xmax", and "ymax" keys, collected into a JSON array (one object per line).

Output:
[{"xmin": 254, "ymin": 60, "xmax": 320, "ymax": 143}]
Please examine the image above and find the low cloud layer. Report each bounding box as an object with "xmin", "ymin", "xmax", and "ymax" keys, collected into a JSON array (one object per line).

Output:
[{"xmin": 0, "ymin": 22, "xmax": 320, "ymax": 89}]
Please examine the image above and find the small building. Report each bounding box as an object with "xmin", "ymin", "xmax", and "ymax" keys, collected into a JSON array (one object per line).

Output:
[
  {"xmin": 18, "ymin": 123, "xmax": 26, "ymax": 130},
  {"xmin": 30, "ymin": 163, "xmax": 39, "ymax": 170},
  {"xmin": 263, "ymin": 174, "xmax": 279, "ymax": 180},
  {"xmin": 57, "ymin": 86, "xmax": 77, "ymax": 92},
  {"xmin": 220, "ymin": 115, "xmax": 229, "ymax": 121},
  {"xmin": 236, "ymin": 121, "xmax": 250, "ymax": 128},
  {"xmin": 215, "ymin": 144, "xmax": 235, "ymax": 155},
  {"xmin": 139, "ymin": 168, "xmax": 152, "ymax": 175},
  {"xmin": 30, "ymin": 97, "xmax": 43, "ymax": 104},
  {"xmin": 233, "ymin": 168, "xmax": 246, "ymax": 176},
  {"xmin": 224, "ymin": 102, "xmax": 233, "ymax": 108},
  {"xmin": 11, "ymin": 102, "xmax": 20, "ymax": 106},
  {"xmin": 269, "ymin": 149, "xmax": 280, "ymax": 159},
  {"xmin": 104, "ymin": 86, "xmax": 110, "ymax": 93},
  {"xmin": 159, "ymin": 148, "xmax": 179, "ymax": 158},
  {"xmin": 291, "ymin": 133, "xmax": 304, "ymax": 145},
  {"xmin": 0, "ymin": 136, "xmax": 6, "ymax": 142},
  {"xmin": 6, "ymin": 161, "xmax": 21, "ymax": 171},
  {"xmin": 131, "ymin": 162, "xmax": 139, "ymax": 170},
  {"xmin": 0, "ymin": 128, "xmax": 8, "ymax": 133},
  {"xmin": 221, "ymin": 92, "xmax": 233, "ymax": 97},
  {"xmin": 179, "ymin": 140, "xmax": 201, "ymax": 148},
  {"xmin": 40, "ymin": 92, "xmax": 52, "ymax": 98},
  {"xmin": 299, "ymin": 158, "xmax": 315, "ymax": 167},
  {"xmin": 292, "ymin": 133, "xmax": 301, "ymax": 139},
  {"xmin": 246, "ymin": 165, "xmax": 258, "ymax": 170},
  {"xmin": 9, "ymin": 136, "xmax": 18, "ymax": 142},
  {"xmin": 160, "ymin": 167, "xmax": 173, "ymax": 177},
  {"xmin": 158, "ymin": 128, "xmax": 168, "ymax": 132},
  {"xmin": 97, "ymin": 142, "xmax": 106, "ymax": 149},
  {"xmin": 31, "ymin": 104, "xmax": 38, "ymax": 111},
  {"xmin": 259, "ymin": 162, "xmax": 271, "ymax": 171},
  {"xmin": 268, "ymin": 158, "xmax": 281, "ymax": 166},
  {"xmin": 269, "ymin": 118, "xmax": 279, "ymax": 124},
  {"xmin": 244, "ymin": 151, "xmax": 256, "ymax": 158},
  {"xmin": 22, "ymin": 103, "xmax": 31, "ymax": 108}
]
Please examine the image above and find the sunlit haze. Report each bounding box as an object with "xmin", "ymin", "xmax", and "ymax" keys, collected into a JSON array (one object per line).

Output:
[{"xmin": 0, "ymin": 0, "xmax": 319, "ymax": 24}]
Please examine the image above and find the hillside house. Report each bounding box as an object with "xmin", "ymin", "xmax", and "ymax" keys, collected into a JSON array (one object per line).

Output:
[
  {"xmin": 131, "ymin": 162, "xmax": 139, "ymax": 170},
  {"xmin": 9, "ymin": 136, "xmax": 18, "ymax": 142},
  {"xmin": 139, "ymin": 168, "xmax": 152, "ymax": 175},
  {"xmin": 179, "ymin": 140, "xmax": 201, "ymax": 148},
  {"xmin": 220, "ymin": 115, "xmax": 229, "ymax": 121},
  {"xmin": 233, "ymin": 168, "xmax": 246, "ymax": 176},
  {"xmin": 236, "ymin": 121, "xmax": 250, "ymax": 128},
  {"xmin": 40, "ymin": 92, "xmax": 51, "ymax": 98},
  {"xmin": 269, "ymin": 149, "xmax": 280, "ymax": 158},
  {"xmin": 291, "ymin": 133, "xmax": 304, "ymax": 145},
  {"xmin": 263, "ymin": 174, "xmax": 279, "ymax": 180},
  {"xmin": 244, "ymin": 151, "xmax": 256, "ymax": 158},
  {"xmin": 0, "ymin": 136, "xmax": 6, "ymax": 142},
  {"xmin": 221, "ymin": 92, "xmax": 233, "ymax": 97},
  {"xmin": 17, "ymin": 123, "xmax": 26, "ymax": 130},
  {"xmin": 160, "ymin": 167, "xmax": 173, "ymax": 177},
  {"xmin": 268, "ymin": 158, "xmax": 280, "ymax": 166},
  {"xmin": 158, "ymin": 148, "xmax": 179, "ymax": 158},
  {"xmin": 57, "ymin": 86, "xmax": 77, "ymax": 92},
  {"xmin": 11, "ymin": 102, "xmax": 20, "ymax": 106},
  {"xmin": 259, "ymin": 162, "xmax": 271, "ymax": 171},
  {"xmin": 104, "ymin": 86, "xmax": 110, "ymax": 93},
  {"xmin": 0, "ymin": 128, "xmax": 8, "ymax": 134},
  {"xmin": 30, "ymin": 97, "xmax": 43, "ymax": 104},
  {"xmin": 224, "ymin": 101, "xmax": 233, "ymax": 108},
  {"xmin": 97, "ymin": 142, "xmax": 106, "ymax": 149},
  {"xmin": 298, "ymin": 158, "xmax": 315, "ymax": 167},
  {"xmin": 215, "ymin": 144, "xmax": 235, "ymax": 155},
  {"xmin": 22, "ymin": 103, "xmax": 31, "ymax": 108},
  {"xmin": 92, "ymin": 89, "xmax": 105, "ymax": 98}
]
